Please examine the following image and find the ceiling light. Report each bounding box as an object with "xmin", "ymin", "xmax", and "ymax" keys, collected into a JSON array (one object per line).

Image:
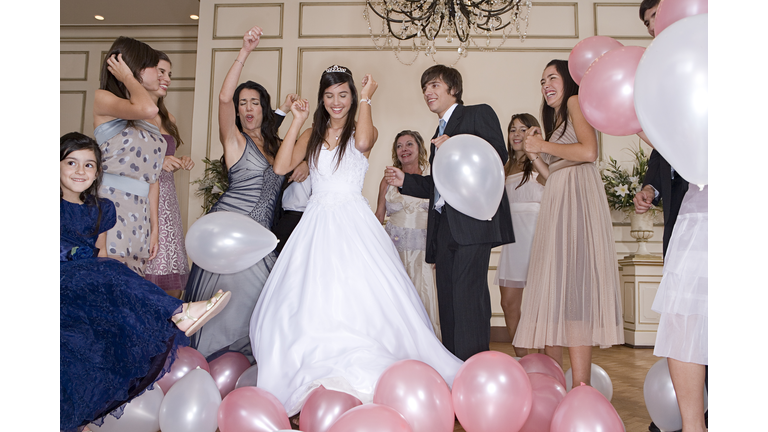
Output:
[
  {"xmin": 94, "ymin": 15, "xmax": 104, "ymax": 20},
  {"xmin": 190, "ymin": 15, "xmax": 199, "ymax": 20}
]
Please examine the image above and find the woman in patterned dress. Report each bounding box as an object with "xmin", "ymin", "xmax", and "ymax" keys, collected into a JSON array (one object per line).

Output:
[
  {"xmin": 93, "ymin": 36, "xmax": 166, "ymax": 276},
  {"xmin": 143, "ymin": 51, "xmax": 194, "ymax": 298},
  {"xmin": 375, "ymin": 130, "xmax": 441, "ymax": 339}
]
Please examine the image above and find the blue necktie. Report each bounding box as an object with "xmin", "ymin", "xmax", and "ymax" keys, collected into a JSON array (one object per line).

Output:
[{"xmin": 434, "ymin": 119, "xmax": 447, "ymax": 210}]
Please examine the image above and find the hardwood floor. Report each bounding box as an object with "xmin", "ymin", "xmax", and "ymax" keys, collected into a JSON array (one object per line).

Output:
[{"xmin": 450, "ymin": 343, "xmax": 660, "ymax": 432}]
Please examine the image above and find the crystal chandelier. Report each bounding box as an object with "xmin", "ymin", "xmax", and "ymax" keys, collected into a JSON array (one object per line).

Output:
[{"xmin": 364, "ymin": 0, "xmax": 532, "ymax": 66}]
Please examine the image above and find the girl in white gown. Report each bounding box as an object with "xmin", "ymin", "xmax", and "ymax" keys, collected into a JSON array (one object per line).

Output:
[{"xmin": 249, "ymin": 65, "xmax": 462, "ymax": 415}]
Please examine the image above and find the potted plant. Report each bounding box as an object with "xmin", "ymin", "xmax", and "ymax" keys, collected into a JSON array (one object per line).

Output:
[
  {"xmin": 192, "ymin": 157, "xmax": 229, "ymax": 215},
  {"xmin": 600, "ymin": 144, "xmax": 660, "ymax": 256}
]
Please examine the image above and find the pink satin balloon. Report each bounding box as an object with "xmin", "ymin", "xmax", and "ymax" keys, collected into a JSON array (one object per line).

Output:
[
  {"xmin": 519, "ymin": 373, "xmax": 568, "ymax": 432},
  {"xmin": 300, "ymin": 385, "xmax": 362, "ymax": 432},
  {"xmin": 155, "ymin": 347, "xmax": 210, "ymax": 394},
  {"xmin": 452, "ymin": 351, "xmax": 532, "ymax": 432},
  {"xmin": 568, "ymin": 36, "xmax": 624, "ymax": 85},
  {"xmin": 217, "ymin": 386, "xmax": 291, "ymax": 432},
  {"xmin": 327, "ymin": 404, "xmax": 412, "ymax": 432},
  {"xmin": 518, "ymin": 353, "xmax": 567, "ymax": 388},
  {"xmin": 655, "ymin": 0, "xmax": 708, "ymax": 36},
  {"xmin": 579, "ymin": 46, "xmax": 646, "ymax": 136},
  {"xmin": 550, "ymin": 383, "xmax": 624, "ymax": 432},
  {"xmin": 209, "ymin": 351, "xmax": 252, "ymax": 398},
  {"xmin": 373, "ymin": 360, "xmax": 454, "ymax": 432}
]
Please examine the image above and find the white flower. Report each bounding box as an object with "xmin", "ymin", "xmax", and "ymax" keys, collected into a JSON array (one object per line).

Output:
[
  {"xmin": 629, "ymin": 176, "xmax": 639, "ymax": 184},
  {"xmin": 631, "ymin": 181, "xmax": 640, "ymax": 190},
  {"xmin": 614, "ymin": 184, "xmax": 630, "ymax": 197}
]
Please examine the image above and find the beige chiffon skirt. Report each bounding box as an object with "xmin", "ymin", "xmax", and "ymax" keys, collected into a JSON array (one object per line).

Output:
[{"xmin": 513, "ymin": 163, "xmax": 624, "ymax": 349}]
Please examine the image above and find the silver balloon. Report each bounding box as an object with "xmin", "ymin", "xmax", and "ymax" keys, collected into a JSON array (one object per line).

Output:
[
  {"xmin": 431, "ymin": 134, "xmax": 505, "ymax": 221},
  {"xmin": 634, "ymin": 13, "xmax": 708, "ymax": 185},
  {"xmin": 88, "ymin": 384, "xmax": 164, "ymax": 432},
  {"xmin": 644, "ymin": 358, "xmax": 708, "ymax": 432},
  {"xmin": 185, "ymin": 211, "xmax": 278, "ymax": 274},
  {"xmin": 159, "ymin": 367, "xmax": 221, "ymax": 432},
  {"xmin": 565, "ymin": 363, "xmax": 613, "ymax": 401},
  {"xmin": 234, "ymin": 363, "xmax": 259, "ymax": 389}
]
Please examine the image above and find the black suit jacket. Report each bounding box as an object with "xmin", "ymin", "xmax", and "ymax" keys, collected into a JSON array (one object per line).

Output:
[
  {"xmin": 401, "ymin": 104, "xmax": 515, "ymax": 262},
  {"xmin": 642, "ymin": 149, "xmax": 688, "ymax": 256}
]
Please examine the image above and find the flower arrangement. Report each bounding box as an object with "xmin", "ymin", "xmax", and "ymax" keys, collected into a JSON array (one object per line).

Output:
[
  {"xmin": 192, "ymin": 157, "xmax": 229, "ymax": 214},
  {"xmin": 600, "ymin": 144, "xmax": 661, "ymax": 215}
]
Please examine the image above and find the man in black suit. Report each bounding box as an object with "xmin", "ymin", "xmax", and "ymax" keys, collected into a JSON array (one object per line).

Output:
[{"xmin": 385, "ymin": 65, "xmax": 515, "ymax": 361}]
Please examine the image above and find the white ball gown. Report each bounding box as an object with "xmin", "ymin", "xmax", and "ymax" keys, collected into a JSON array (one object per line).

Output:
[{"xmin": 249, "ymin": 137, "xmax": 463, "ymax": 415}]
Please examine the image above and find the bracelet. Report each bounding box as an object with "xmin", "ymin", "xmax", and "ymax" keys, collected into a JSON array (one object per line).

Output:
[
  {"xmin": 530, "ymin": 155, "xmax": 539, "ymax": 163},
  {"xmin": 234, "ymin": 59, "xmax": 245, "ymax": 67},
  {"xmin": 360, "ymin": 98, "xmax": 372, "ymax": 106}
]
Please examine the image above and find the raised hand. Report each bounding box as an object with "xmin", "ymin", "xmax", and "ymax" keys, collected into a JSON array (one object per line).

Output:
[
  {"xmin": 290, "ymin": 99, "xmax": 311, "ymax": 123},
  {"xmin": 360, "ymin": 74, "xmax": 378, "ymax": 99},
  {"xmin": 106, "ymin": 53, "xmax": 134, "ymax": 84},
  {"xmin": 279, "ymin": 93, "xmax": 300, "ymax": 113},
  {"xmin": 242, "ymin": 25, "xmax": 263, "ymax": 52}
]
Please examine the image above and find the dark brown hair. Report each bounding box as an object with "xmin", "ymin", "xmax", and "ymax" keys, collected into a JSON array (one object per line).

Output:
[
  {"xmin": 390, "ymin": 130, "xmax": 428, "ymax": 170},
  {"xmin": 155, "ymin": 51, "xmax": 183, "ymax": 148},
  {"xmin": 306, "ymin": 65, "xmax": 358, "ymax": 171},
  {"xmin": 232, "ymin": 81, "xmax": 281, "ymax": 159},
  {"xmin": 60, "ymin": 132, "xmax": 104, "ymax": 234},
  {"xmin": 639, "ymin": 0, "xmax": 661, "ymax": 20},
  {"xmin": 420, "ymin": 65, "xmax": 464, "ymax": 104},
  {"xmin": 99, "ymin": 36, "xmax": 159, "ymax": 100},
  {"xmin": 505, "ymin": 113, "xmax": 541, "ymax": 189},
  {"xmin": 540, "ymin": 59, "xmax": 579, "ymax": 142}
]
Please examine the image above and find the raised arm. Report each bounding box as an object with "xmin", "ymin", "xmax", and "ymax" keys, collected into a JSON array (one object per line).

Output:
[
  {"xmin": 524, "ymin": 95, "xmax": 598, "ymax": 163},
  {"xmin": 273, "ymin": 99, "xmax": 311, "ymax": 176},
  {"xmin": 354, "ymin": 74, "xmax": 379, "ymax": 154},
  {"xmin": 93, "ymin": 54, "xmax": 159, "ymax": 127},
  {"xmin": 219, "ymin": 25, "xmax": 263, "ymax": 166}
]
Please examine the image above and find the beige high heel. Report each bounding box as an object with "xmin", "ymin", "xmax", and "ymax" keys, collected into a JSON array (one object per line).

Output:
[{"xmin": 175, "ymin": 290, "xmax": 232, "ymax": 337}]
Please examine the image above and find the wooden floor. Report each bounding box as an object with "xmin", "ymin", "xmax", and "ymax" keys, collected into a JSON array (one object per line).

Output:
[{"xmin": 448, "ymin": 343, "xmax": 659, "ymax": 432}]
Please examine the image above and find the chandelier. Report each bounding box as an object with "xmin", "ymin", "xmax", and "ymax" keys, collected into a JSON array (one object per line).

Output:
[{"xmin": 364, "ymin": 0, "xmax": 532, "ymax": 65}]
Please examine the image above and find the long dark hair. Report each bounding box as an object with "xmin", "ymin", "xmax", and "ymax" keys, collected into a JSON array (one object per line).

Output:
[
  {"xmin": 232, "ymin": 80, "xmax": 281, "ymax": 159},
  {"xmin": 540, "ymin": 59, "xmax": 579, "ymax": 142},
  {"xmin": 61, "ymin": 132, "xmax": 104, "ymax": 234},
  {"xmin": 505, "ymin": 113, "xmax": 541, "ymax": 189},
  {"xmin": 99, "ymin": 36, "xmax": 159, "ymax": 100},
  {"xmin": 156, "ymin": 51, "xmax": 183, "ymax": 148},
  {"xmin": 306, "ymin": 65, "xmax": 358, "ymax": 171},
  {"xmin": 391, "ymin": 130, "xmax": 428, "ymax": 170}
]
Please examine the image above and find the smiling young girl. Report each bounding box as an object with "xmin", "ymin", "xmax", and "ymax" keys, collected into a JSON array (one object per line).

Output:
[
  {"xmin": 513, "ymin": 60, "xmax": 623, "ymax": 388},
  {"xmin": 60, "ymin": 132, "xmax": 229, "ymax": 432}
]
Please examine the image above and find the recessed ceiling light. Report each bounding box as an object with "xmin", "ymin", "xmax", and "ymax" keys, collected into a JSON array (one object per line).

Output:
[
  {"xmin": 94, "ymin": 15, "xmax": 104, "ymax": 20},
  {"xmin": 190, "ymin": 15, "xmax": 199, "ymax": 20}
]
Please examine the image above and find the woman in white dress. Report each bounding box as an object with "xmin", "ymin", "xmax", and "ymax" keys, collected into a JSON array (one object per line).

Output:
[
  {"xmin": 493, "ymin": 113, "xmax": 545, "ymax": 357},
  {"xmin": 375, "ymin": 130, "xmax": 441, "ymax": 340},
  {"xmin": 249, "ymin": 65, "xmax": 463, "ymax": 415}
]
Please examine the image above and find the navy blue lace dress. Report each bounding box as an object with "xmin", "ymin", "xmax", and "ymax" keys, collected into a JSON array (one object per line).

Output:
[{"xmin": 60, "ymin": 197, "xmax": 189, "ymax": 432}]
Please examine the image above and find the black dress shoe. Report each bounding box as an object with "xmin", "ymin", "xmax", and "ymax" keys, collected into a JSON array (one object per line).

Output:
[{"xmin": 649, "ymin": 421, "xmax": 682, "ymax": 432}]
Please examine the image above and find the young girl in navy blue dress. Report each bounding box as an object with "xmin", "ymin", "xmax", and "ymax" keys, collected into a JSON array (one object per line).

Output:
[{"xmin": 59, "ymin": 132, "xmax": 230, "ymax": 432}]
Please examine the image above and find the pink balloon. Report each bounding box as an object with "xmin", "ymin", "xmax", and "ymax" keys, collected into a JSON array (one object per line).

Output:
[
  {"xmin": 550, "ymin": 383, "xmax": 624, "ymax": 432},
  {"xmin": 579, "ymin": 46, "xmax": 646, "ymax": 136},
  {"xmin": 568, "ymin": 36, "xmax": 624, "ymax": 85},
  {"xmin": 373, "ymin": 360, "xmax": 454, "ymax": 432},
  {"xmin": 452, "ymin": 351, "xmax": 532, "ymax": 432},
  {"xmin": 327, "ymin": 404, "xmax": 412, "ymax": 432},
  {"xmin": 519, "ymin": 373, "xmax": 568, "ymax": 432},
  {"xmin": 655, "ymin": 0, "xmax": 708, "ymax": 36},
  {"xmin": 518, "ymin": 353, "xmax": 567, "ymax": 388},
  {"xmin": 300, "ymin": 385, "xmax": 362, "ymax": 432},
  {"xmin": 209, "ymin": 352, "xmax": 252, "ymax": 398},
  {"xmin": 155, "ymin": 347, "xmax": 210, "ymax": 394},
  {"xmin": 217, "ymin": 386, "xmax": 291, "ymax": 432}
]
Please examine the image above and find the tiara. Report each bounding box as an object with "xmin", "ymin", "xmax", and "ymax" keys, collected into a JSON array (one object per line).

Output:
[{"xmin": 324, "ymin": 65, "xmax": 351, "ymax": 75}]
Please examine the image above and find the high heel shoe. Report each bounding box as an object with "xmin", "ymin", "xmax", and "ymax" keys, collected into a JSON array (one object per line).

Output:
[{"xmin": 175, "ymin": 290, "xmax": 232, "ymax": 337}]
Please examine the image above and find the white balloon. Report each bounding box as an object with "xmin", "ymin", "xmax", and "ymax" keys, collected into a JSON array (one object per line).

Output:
[
  {"xmin": 185, "ymin": 211, "xmax": 278, "ymax": 274},
  {"xmin": 159, "ymin": 368, "xmax": 221, "ymax": 432},
  {"xmin": 88, "ymin": 385, "xmax": 164, "ymax": 432},
  {"xmin": 644, "ymin": 358, "xmax": 708, "ymax": 432},
  {"xmin": 564, "ymin": 363, "xmax": 613, "ymax": 401},
  {"xmin": 432, "ymin": 134, "xmax": 505, "ymax": 221},
  {"xmin": 634, "ymin": 13, "xmax": 708, "ymax": 185},
  {"xmin": 234, "ymin": 364, "xmax": 259, "ymax": 389}
]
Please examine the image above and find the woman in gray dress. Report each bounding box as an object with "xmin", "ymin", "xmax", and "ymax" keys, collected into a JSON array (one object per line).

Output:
[{"xmin": 183, "ymin": 25, "xmax": 284, "ymax": 363}]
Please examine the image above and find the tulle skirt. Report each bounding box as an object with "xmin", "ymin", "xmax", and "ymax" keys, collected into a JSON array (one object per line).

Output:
[{"xmin": 652, "ymin": 185, "xmax": 708, "ymax": 365}]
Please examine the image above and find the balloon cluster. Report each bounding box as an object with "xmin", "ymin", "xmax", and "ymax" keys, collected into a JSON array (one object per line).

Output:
[
  {"xmin": 570, "ymin": 0, "xmax": 708, "ymax": 185},
  {"xmin": 89, "ymin": 348, "xmax": 631, "ymax": 432}
]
